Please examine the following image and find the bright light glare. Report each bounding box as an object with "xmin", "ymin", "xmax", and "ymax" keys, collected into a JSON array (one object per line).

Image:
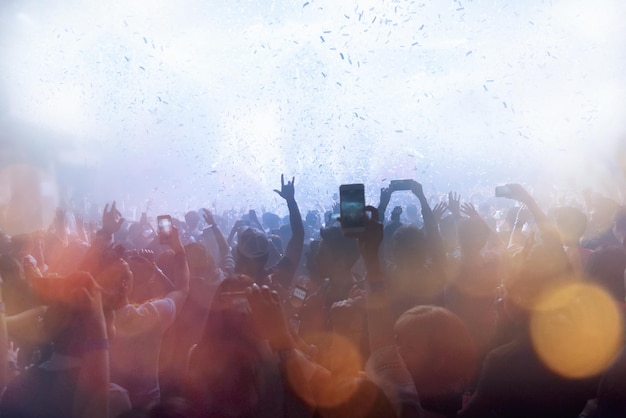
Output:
[
  {"xmin": 39, "ymin": 88, "xmax": 86, "ymax": 134},
  {"xmin": 1, "ymin": 0, "xmax": 625, "ymax": 211},
  {"xmin": 530, "ymin": 282, "xmax": 623, "ymax": 379},
  {"xmin": 284, "ymin": 332, "xmax": 363, "ymax": 408}
]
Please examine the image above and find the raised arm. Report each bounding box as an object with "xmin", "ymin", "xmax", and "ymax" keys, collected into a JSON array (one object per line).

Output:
[
  {"xmin": 412, "ymin": 180, "xmax": 446, "ymax": 271},
  {"xmin": 357, "ymin": 207, "xmax": 419, "ymax": 414},
  {"xmin": 448, "ymin": 191, "xmax": 463, "ymax": 221},
  {"xmin": 410, "ymin": 180, "xmax": 436, "ymax": 236},
  {"xmin": 502, "ymin": 184, "xmax": 560, "ymax": 247},
  {"xmin": 273, "ymin": 175, "xmax": 304, "ymax": 287},
  {"xmin": 507, "ymin": 205, "xmax": 530, "ymax": 249},
  {"xmin": 377, "ymin": 187, "xmax": 393, "ymax": 224},
  {"xmin": 80, "ymin": 202, "xmax": 124, "ymax": 274},
  {"xmin": 461, "ymin": 203, "xmax": 504, "ymax": 249},
  {"xmin": 163, "ymin": 226, "xmax": 190, "ymax": 315},
  {"xmin": 202, "ymin": 209, "xmax": 230, "ymax": 256},
  {"xmin": 357, "ymin": 206, "xmax": 393, "ymax": 351},
  {"xmin": 73, "ymin": 274, "xmax": 110, "ymax": 418},
  {"xmin": 226, "ymin": 220, "xmax": 244, "ymax": 247},
  {"xmin": 202, "ymin": 209, "xmax": 234, "ymax": 274}
]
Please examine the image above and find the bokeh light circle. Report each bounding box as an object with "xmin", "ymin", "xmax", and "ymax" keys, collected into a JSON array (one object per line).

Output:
[{"xmin": 530, "ymin": 282, "xmax": 623, "ymax": 379}]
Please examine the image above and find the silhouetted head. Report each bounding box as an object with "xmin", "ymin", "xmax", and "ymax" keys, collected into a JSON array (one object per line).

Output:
[
  {"xmin": 406, "ymin": 204, "xmax": 418, "ymax": 220},
  {"xmin": 457, "ymin": 217, "xmax": 489, "ymax": 254},
  {"xmin": 187, "ymin": 274, "xmax": 264, "ymax": 417},
  {"xmin": 586, "ymin": 247, "xmax": 626, "ymax": 302},
  {"xmin": 390, "ymin": 206, "xmax": 402, "ymax": 223},
  {"xmin": 317, "ymin": 227, "xmax": 359, "ymax": 278},
  {"xmin": 95, "ymin": 250, "xmax": 133, "ymax": 310},
  {"xmin": 235, "ymin": 228, "xmax": 269, "ymax": 280},
  {"xmin": 552, "ymin": 206, "xmax": 588, "ymax": 245},
  {"xmin": 306, "ymin": 210, "xmax": 321, "ymax": 228},
  {"xmin": 126, "ymin": 255, "xmax": 157, "ymax": 304},
  {"xmin": 262, "ymin": 212, "xmax": 281, "ymax": 231},
  {"xmin": 395, "ymin": 305, "xmax": 477, "ymax": 398},
  {"xmin": 185, "ymin": 242, "xmax": 216, "ymax": 278},
  {"xmin": 185, "ymin": 211, "xmax": 201, "ymax": 231},
  {"xmin": 392, "ymin": 225, "xmax": 427, "ymax": 267}
]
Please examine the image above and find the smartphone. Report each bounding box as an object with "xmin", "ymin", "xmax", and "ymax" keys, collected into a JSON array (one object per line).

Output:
[
  {"xmin": 495, "ymin": 186, "xmax": 512, "ymax": 198},
  {"xmin": 157, "ymin": 215, "xmax": 173, "ymax": 245},
  {"xmin": 390, "ymin": 179, "xmax": 413, "ymax": 191},
  {"xmin": 339, "ymin": 184, "xmax": 366, "ymax": 233}
]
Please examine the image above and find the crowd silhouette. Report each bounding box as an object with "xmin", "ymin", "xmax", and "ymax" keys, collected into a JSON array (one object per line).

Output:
[{"xmin": 0, "ymin": 175, "xmax": 624, "ymax": 418}]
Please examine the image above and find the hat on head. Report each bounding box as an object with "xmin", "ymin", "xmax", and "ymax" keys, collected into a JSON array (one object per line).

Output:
[{"xmin": 237, "ymin": 227, "xmax": 269, "ymax": 259}]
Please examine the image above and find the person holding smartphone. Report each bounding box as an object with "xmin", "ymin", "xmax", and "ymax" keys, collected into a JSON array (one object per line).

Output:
[
  {"xmin": 78, "ymin": 202, "xmax": 190, "ymax": 409},
  {"xmin": 108, "ymin": 219, "xmax": 189, "ymax": 408},
  {"xmin": 378, "ymin": 179, "xmax": 447, "ymax": 315}
]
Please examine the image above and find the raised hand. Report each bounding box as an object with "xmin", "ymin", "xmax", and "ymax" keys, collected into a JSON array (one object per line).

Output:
[
  {"xmin": 378, "ymin": 187, "xmax": 393, "ymax": 210},
  {"xmin": 461, "ymin": 202, "xmax": 481, "ymax": 219},
  {"xmin": 503, "ymin": 184, "xmax": 532, "ymax": 204},
  {"xmin": 273, "ymin": 174, "xmax": 296, "ymax": 202},
  {"xmin": 409, "ymin": 180, "xmax": 425, "ymax": 199},
  {"xmin": 246, "ymin": 283, "xmax": 293, "ymax": 350},
  {"xmin": 330, "ymin": 297, "xmax": 366, "ymax": 335},
  {"xmin": 202, "ymin": 208, "xmax": 215, "ymax": 226},
  {"xmin": 79, "ymin": 273, "xmax": 105, "ymax": 323},
  {"xmin": 356, "ymin": 206, "xmax": 384, "ymax": 265},
  {"xmin": 432, "ymin": 202, "xmax": 448, "ymax": 223},
  {"xmin": 102, "ymin": 202, "xmax": 124, "ymax": 235},
  {"xmin": 448, "ymin": 191, "xmax": 462, "ymax": 218},
  {"xmin": 167, "ymin": 225, "xmax": 185, "ymax": 254},
  {"xmin": 137, "ymin": 249, "xmax": 156, "ymax": 264}
]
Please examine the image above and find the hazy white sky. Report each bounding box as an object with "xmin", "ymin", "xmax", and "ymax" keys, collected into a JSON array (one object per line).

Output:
[{"xmin": 1, "ymin": 0, "xmax": 625, "ymax": 212}]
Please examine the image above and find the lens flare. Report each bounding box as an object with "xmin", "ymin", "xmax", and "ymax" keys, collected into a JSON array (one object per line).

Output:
[
  {"xmin": 283, "ymin": 332, "xmax": 364, "ymax": 408},
  {"xmin": 530, "ymin": 282, "xmax": 623, "ymax": 379}
]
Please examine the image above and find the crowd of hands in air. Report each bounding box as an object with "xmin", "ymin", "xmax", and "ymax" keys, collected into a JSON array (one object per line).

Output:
[{"xmin": 0, "ymin": 175, "xmax": 626, "ymax": 418}]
